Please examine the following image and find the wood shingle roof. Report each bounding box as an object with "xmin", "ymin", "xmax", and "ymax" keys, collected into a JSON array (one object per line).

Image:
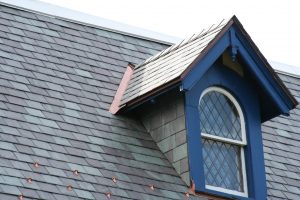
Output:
[{"xmin": 121, "ymin": 19, "xmax": 228, "ymax": 106}]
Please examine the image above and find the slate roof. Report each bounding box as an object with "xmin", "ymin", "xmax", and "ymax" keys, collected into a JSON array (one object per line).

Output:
[
  {"xmin": 0, "ymin": 2, "xmax": 299, "ymax": 200},
  {"xmin": 121, "ymin": 19, "xmax": 227, "ymax": 105},
  {"xmin": 0, "ymin": 4, "xmax": 201, "ymax": 200},
  {"xmin": 263, "ymin": 73, "xmax": 300, "ymax": 200}
]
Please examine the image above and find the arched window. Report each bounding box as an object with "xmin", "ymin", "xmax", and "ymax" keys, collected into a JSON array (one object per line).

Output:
[{"xmin": 199, "ymin": 87, "xmax": 248, "ymax": 197}]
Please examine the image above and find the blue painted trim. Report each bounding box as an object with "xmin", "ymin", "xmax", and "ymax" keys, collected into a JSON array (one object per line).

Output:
[
  {"xmin": 229, "ymin": 29, "xmax": 238, "ymax": 61},
  {"xmin": 185, "ymin": 104, "xmax": 205, "ymax": 189},
  {"xmin": 182, "ymin": 31, "xmax": 230, "ymax": 90},
  {"xmin": 234, "ymin": 38, "xmax": 290, "ymax": 115},
  {"xmin": 183, "ymin": 26, "xmax": 293, "ymax": 121},
  {"xmin": 185, "ymin": 63, "xmax": 267, "ymax": 200},
  {"xmin": 233, "ymin": 27, "xmax": 294, "ymax": 112}
]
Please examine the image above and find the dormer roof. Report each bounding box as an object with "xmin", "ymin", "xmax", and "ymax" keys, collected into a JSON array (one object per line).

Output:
[
  {"xmin": 121, "ymin": 18, "xmax": 228, "ymax": 106},
  {"xmin": 117, "ymin": 16, "xmax": 297, "ymax": 121}
]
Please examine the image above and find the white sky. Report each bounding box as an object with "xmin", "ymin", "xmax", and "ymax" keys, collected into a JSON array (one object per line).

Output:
[{"xmin": 36, "ymin": 0, "xmax": 300, "ymax": 67}]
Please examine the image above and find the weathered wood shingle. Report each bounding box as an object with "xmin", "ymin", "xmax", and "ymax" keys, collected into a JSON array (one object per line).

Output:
[{"xmin": 121, "ymin": 19, "xmax": 227, "ymax": 105}]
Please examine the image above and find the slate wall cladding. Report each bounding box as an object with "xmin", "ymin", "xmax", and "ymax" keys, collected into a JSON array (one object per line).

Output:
[{"xmin": 140, "ymin": 91, "xmax": 190, "ymax": 185}]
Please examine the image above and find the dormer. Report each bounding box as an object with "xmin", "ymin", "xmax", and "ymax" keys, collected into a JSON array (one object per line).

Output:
[{"xmin": 110, "ymin": 16, "xmax": 297, "ymax": 200}]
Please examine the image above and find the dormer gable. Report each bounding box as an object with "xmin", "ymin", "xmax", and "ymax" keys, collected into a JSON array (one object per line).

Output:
[
  {"xmin": 110, "ymin": 16, "xmax": 297, "ymax": 200},
  {"xmin": 112, "ymin": 16, "xmax": 297, "ymax": 120}
]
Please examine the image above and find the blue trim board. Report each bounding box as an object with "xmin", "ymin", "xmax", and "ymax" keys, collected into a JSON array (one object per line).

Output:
[
  {"xmin": 182, "ymin": 31, "xmax": 230, "ymax": 91},
  {"xmin": 183, "ymin": 26, "xmax": 294, "ymax": 122},
  {"xmin": 235, "ymin": 37, "xmax": 290, "ymax": 114},
  {"xmin": 233, "ymin": 25, "xmax": 295, "ymax": 111},
  {"xmin": 185, "ymin": 63, "xmax": 267, "ymax": 199}
]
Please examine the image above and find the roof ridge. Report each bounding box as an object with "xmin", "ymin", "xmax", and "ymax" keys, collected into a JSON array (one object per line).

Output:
[
  {"xmin": 136, "ymin": 18, "xmax": 228, "ymax": 69},
  {"xmin": 0, "ymin": 0, "xmax": 179, "ymax": 45},
  {"xmin": 276, "ymin": 69, "xmax": 300, "ymax": 79}
]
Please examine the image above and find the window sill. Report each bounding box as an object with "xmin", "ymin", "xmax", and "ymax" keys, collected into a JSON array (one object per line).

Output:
[{"xmin": 196, "ymin": 188, "xmax": 255, "ymax": 200}]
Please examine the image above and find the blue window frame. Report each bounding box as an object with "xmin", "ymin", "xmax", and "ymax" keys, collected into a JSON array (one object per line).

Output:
[
  {"xmin": 184, "ymin": 62, "xmax": 267, "ymax": 200},
  {"xmin": 199, "ymin": 87, "xmax": 248, "ymax": 197}
]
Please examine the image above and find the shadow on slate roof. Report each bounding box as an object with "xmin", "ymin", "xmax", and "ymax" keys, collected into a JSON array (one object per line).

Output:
[
  {"xmin": 0, "ymin": 4, "xmax": 198, "ymax": 200},
  {"xmin": 0, "ymin": 2, "xmax": 299, "ymax": 200}
]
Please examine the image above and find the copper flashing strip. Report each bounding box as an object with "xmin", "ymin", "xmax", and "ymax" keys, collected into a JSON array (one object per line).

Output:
[{"xmin": 109, "ymin": 63, "xmax": 135, "ymax": 114}]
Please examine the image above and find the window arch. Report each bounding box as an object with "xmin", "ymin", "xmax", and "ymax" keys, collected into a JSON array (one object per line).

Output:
[{"xmin": 199, "ymin": 87, "xmax": 248, "ymax": 197}]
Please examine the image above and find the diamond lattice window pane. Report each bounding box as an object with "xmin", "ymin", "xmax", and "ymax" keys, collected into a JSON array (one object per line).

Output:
[
  {"xmin": 199, "ymin": 91, "xmax": 242, "ymax": 141},
  {"xmin": 202, "ymin": 138, "xmax": 244, "ymax": 192}
]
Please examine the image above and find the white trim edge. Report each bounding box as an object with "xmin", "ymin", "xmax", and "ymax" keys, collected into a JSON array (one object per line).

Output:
[
  {"xmin": 199, "ymin": 86, "xmax": 248, "ymax": 198},
  {"xmin": 0, "ymin": 0, "xmax": 181, "ymax": 45}
]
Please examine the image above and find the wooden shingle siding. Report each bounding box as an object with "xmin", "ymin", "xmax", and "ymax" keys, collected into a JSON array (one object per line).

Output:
[{"xmin": 139, "ymin": 91, "xmax": 190, "ymax": 185}]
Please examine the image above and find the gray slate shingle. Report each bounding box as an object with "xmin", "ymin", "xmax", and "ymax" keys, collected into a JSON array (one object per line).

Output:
[
  {"xmin": 0, "ymin": 3, "xmax": 194, "ymax": 200},
  {"xmin": 0, "ymin": 2, "xmax": 299, "ymax": 200},
  {"xmin": 262, "ymin": 75, "xmax": 300, "ymax": 200}
]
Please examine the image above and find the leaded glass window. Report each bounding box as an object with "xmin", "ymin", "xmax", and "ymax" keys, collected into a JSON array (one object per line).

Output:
[{"xmin": 199, "ymin": 87, "xmax": 248, "ymax": 197}]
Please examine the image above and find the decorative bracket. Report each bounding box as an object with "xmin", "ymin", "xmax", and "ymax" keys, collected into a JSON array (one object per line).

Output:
[
  {"xmin": 229, "ymin": 29, "xmax": 239, "ymax": 62},
  {"xmin": 179, "ymin": 85, "xmax": 188, "ymax": 92}
]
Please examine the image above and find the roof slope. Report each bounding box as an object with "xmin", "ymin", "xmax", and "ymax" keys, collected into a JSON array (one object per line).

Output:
[
  {"xmin": 263, "ymin": 74, "xmax": 300, "ymax": 200},
  {"xmin": 121, "ymin": 19, "xmax": 227, "ymax": 105},
  {"xmin": 0, "ymin": 2, "xmax": 300, "ymax": 200},
  {"xmin": 0, "ymin": 0, "xmax": 181, "ymax": 45},
  {"xmin": 0, "ymin": 4, "xmax": 201, "ymax": 200}
]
